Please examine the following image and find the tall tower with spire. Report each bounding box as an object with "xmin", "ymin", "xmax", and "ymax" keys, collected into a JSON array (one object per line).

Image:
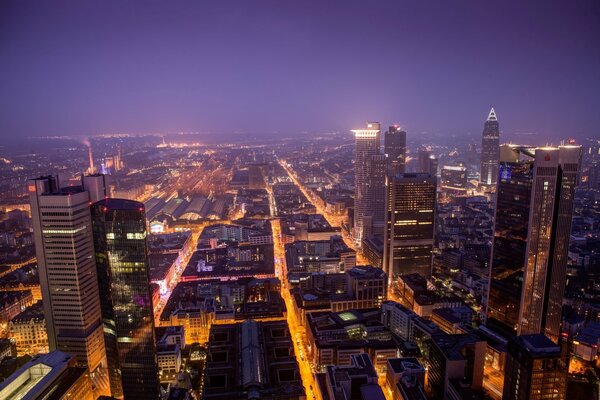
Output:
[{"xmin": 480, "ymin": 107, "xmax": 500, "ymax": 186}]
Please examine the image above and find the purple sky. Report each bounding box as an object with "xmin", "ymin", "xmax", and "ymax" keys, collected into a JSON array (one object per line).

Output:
[{"xmin": 1, "ymin": 0, "xmax": 599, "ymax": 141}]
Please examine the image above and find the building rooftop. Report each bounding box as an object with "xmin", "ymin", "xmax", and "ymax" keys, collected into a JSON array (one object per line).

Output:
[
  {"xmin": 387, "ymin": 357, "xmax": 423, "ymax": 375},
  {"xmin": 0, "ymin": 351, "xmax": 82, "ymax": 400},
  {"xmin": 431, "ymin": 333, "xmax": 483, "ymax": 361},
  {"xmin": 203, "ymin": 320, "xmax": 304, "ymax": 399},
  {"xmin": 10, "ymin": 300, "xmax": 44, "ymax": 323},
  {"xmin": 92, "ymin": 198, "xmax": 144, "ymax": 210},
  {"xmin": 515, "ymin": 334, "xmax": 561, "ymax": 357}
]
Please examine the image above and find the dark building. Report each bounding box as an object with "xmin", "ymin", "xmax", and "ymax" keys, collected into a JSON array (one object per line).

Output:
[
  {"xmin": 384, "ymin": 125, "xmax": 407, "ymax": 175},
  {"xmin": 485, "ymin": 147, "xmax": 534, "ymax": 335},
  {"xmin": 91, "ymin": 199, "xmax": 160, "ymax": 399},
  {"xmin": 480, "ymin": 108, "xmax": 500, "ymax": 186},
  {"xmin": 502, "ymin": 334, "xmax": 567, "ymax": 400},
  {"xmin": 383, "ymin": 173, "xmax": 436, "ymax": 280},
  {"xmin": 417, "ymin": 147, "xmax": 437, "ymax": 176},
  {"xmin": 362, "ymin": 234, "xmax": 384, "ymax": 269},
  {"xmin": 486, "ymin": 145, "xmax": 581, "ymax": 343},
  {"xmin": 426, "ymin": 333, "xmax": 486, "ymax": 399},
  {"xmin": 324, "ymin": 353, "xmax": 385, "ymax": 400}
]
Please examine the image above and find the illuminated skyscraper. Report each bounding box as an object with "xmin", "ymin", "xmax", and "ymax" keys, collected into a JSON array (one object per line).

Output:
[
  {"xmin": 353, "ymin": 122, "xmax": 386, "ymax": 243},
  {"xmin": 480, "ymin": 108, "xmax": 500, "ymax": 186},
  {"xmin": 486, "ymin": 144, "xmax": 581, "ymax": 343},
  {"xmin": 29, "ymin": 175, "xmax": 107, "ymax": 372},
  {"xmin": 91, "ymin": 199, "xmax": 160, "ymax": 399},
  {"xmin": 502, "ymin": 334, "xmax": 567, "ymax": 400},
  {"xmin": 384, "ymin": 125, "xmax": 407, "ymax": 175},
  {"xmin": 383, "ymin": 173, "xmax": 436, "ymax": 280}
]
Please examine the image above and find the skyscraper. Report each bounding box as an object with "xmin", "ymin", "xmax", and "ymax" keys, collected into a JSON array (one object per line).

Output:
[
  {"xmin": 384, "ymin": 125, "xmax": 407, "ymax": 175},
  {"xmin": 353, "ymin": 122, "xmax": 386, "ymax": 244},
  {"xmin": 91, "ymin": 199, "xmax": 160, "ymax": 399},
  {"xmin": 502, "ymin": 334, "xmax": 567, "ymax": 400},
  {"xmin": 418, "ymin": 146, "xmax": 438, "ymax": 176},
  {"xmin": 29, "ymin": 175, "xmax": 106, "ymax": 372},
  {"xmin": 486, "ymin": 144, "xmax": 581, "ymax": 343},
  {"xmin": 383, "ymin": 173, "xmax": 436, "ymax": 280},
  {"xmin": 519, "ymin": 145, "xmax": 581, "ymax": 342},
  {"xmin": 480, "ymin": 107, "xmax": 500, "ymax": 186}
]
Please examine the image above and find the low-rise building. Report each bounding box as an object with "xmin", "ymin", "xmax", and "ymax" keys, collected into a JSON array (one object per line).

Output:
[
  {"xmin": 386, "ymin": 358, "xmax": 427, "ymax": 400},
  {"xmin": 0, "ymin": 290, "xmax": 33, "ymax": 323},
  {"xmin": 362, "ymin": 234, "xmax": 384, "ymax": 269},
  {"xmin": 291, "ymin": 266, "xmax": 387, "ymax": 324},
  {"xmin": 280, "ymin": 213, "xmax": 341, "ymax": 241},
  {"xmin": 203, "ymin": 320, "xmax": 305, "ymax": 399},
  {"xmin": 157, "ymin": 343, "xmax": 181, "ymax": 383},
  {"xmin": 306, "ymin": 308, "xmax": 399, "ymax": 371},
  {"xmin": 431, "ymin": 306, "xmax": 473, "ymax": 334},
  {"xmin": 572, "ymin": 322, "xmax": 600, "ymax": 362},
  {"xmin": 8, "ymin": 300, "xmax": 48, "ymax": 356},
  {"xmin": 0, "ymin": 351, "xmax": 94, "ymax": 400},
  {"xmin": 323, "ymin": 353, "xmax": 385, "ymax": 400},
  {"xmin": 285, "ymin": 236, "xmax": 356, "ymax": 276}
]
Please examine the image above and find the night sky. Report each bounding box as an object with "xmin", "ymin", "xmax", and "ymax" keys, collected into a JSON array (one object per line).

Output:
[{"xmin": 1, "ymin": 0, "xmax": 599, "ymax": 142}]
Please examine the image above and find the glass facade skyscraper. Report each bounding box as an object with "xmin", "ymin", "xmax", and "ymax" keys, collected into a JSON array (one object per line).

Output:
[
  {"xmin": 480, "ymin": 108, "xmax": 500, "ymax": 186},
  {"xmin": 91, "ymin": 199, "xmax": 160, "ymax": 399},
  {"xmin": 486, "ymin": 144, "xmax": 581, "ymax": 343},
  {"xmin": 384, "ymin": 125, "xmax": 406, "ymax": 175}
]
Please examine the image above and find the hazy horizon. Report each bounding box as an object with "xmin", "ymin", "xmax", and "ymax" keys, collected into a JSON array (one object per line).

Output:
[{"xmin": 2, "ymin": 0, "xmax": 599, "ymax": 142}]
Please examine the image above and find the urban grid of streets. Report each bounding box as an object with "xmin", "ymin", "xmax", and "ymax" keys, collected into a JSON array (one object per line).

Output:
[
  {"xmin": 276, "ymin": 158, "xmax": 395, "ymax": 400},
  {"xmin": 145, "ymin": 155, "xmax": 477, "ymax": 400}
]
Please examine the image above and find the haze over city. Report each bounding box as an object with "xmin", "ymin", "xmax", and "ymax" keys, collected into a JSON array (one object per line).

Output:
[
  {"xmin": 1, "ymin": 2, "xmax": 600, "ymax": 400},
  {"xmin": 1, "ymin": 0, "xmax": 599, "ymax": 143}
]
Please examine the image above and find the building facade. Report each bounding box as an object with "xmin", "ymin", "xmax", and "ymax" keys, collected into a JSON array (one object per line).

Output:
[
  {"xmin": 28, "ymin": 175, "xmax": 106, "ymax": 372},
  {"xmin": 480, "ymin": 108, "xmax": 500, "ymax": 186},
  {"xmin": 486, "ymin": 145, "xmax": 581, "ymax": 343},
  {"xmin": 8, "ymin": 301, "xmax": 48, "ymax": 356},
  {"xmin": 91, "ymin": 198, "xmax": 160, "ymax": 399},
  {"xmin": 502, "ymin": 334, "xmax": 567, "ymax": 400},
  {"xmin": 383, "ymin": 173, "xmax": 436, "ymax": 280},
  {"xmin": 353, "ymin": 122, "xmax": 386, "ymax": 243},
  {"xmin": 384, "ymin": 125, "xmax": 407, "ymax": 175}
]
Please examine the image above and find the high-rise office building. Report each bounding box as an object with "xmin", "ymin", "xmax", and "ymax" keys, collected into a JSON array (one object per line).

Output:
[
  {"xmin": 480, "ymin": 108, "xmax": 500, "ymax": 186},
  {"xmin": 91, "ymin": 199, "xmax": 160, "ymax": 399},
  {"xmin": 384, "ymin": 125, "xmax": 407, "ymax": 175},
  {"xmin": 29, "ymin": 175, "xmax": 106, "ymax": 372},
  {"xmin": 486, "ymin": 145, "xmax": 581, "ymax": 343},
  {"xmin": 353, "ymin": 122, "xmax": 386, "ymax": 243},
  {"xmin": 383, "ymin": 173, "xmax": 436, "ymax": 280},
  {"xmin": 418, "ymin": 147, "xmax": 438, "ymax": 176},
  {"xmin": 440, "ymin": 165, "xmax": 468, "ymax": 194},
  {"xmin": 502, "ymin": 334, "xmax": 567, "ymax": 400}
]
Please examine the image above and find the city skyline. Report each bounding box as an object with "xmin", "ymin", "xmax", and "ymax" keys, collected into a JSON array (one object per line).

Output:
[
  {"xmin": 1, "ymin": 1, "xmax": 599, "ymax": 141},
  {"xmin": 1, "ymin": 2, "xmax": 599, "ymax": 400}
]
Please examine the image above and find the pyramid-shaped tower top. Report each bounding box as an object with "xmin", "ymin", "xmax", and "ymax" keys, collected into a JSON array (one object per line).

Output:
[{"xmin": 487, "ymin": 107, "xmax": 498, "ymax": 122}]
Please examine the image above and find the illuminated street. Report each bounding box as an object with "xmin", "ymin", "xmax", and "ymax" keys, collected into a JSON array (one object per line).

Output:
[
  {"xmin": 271, "ymin": 217, "xmax": 321, "ymax": 400},
  {"xmin": 279, "ymin": 158, "xmax": 368, "ymax": 265}
]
